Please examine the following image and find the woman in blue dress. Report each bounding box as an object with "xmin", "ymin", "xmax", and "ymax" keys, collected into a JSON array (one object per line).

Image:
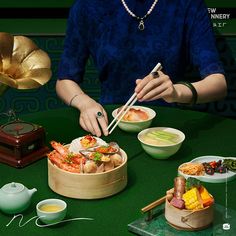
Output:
[{"xmin": 56, "ymin": 0, "xmax": 227, "ymax": 137}]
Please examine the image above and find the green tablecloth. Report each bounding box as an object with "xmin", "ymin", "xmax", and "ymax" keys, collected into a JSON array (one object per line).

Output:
[{"xmin": 0, "ymin": 105, "xmax": 236, "ymax": 236}]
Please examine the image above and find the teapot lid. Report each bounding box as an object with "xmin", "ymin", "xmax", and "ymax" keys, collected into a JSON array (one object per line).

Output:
[{"xmin": 2, "ymin": 182, "xmax": 24, "ymax": 193}]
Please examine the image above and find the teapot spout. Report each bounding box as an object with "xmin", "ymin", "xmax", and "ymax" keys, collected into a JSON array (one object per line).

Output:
[{"xmin": 28, "ymin": 188, "xmax": 37, "ymax": 197}]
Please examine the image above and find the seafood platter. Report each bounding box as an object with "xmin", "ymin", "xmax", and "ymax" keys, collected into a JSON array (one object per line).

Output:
[
  {"xmin": 47, "ymin": 135, "xmax": 127, "ymax": 199},
  {"xmin": 178, "ymin": 155, "xmax": 236, "ymax": 183}
]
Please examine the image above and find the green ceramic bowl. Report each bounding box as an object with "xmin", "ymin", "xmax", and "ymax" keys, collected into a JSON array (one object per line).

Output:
[
  {"xmin": 112, "ymin": 106, "xmax": 156, "ymax": 133},
  {"xmin": 36, "ymin": 199, "xmax": 67, "ymax": 225},
  {"xmin": 138, "ymin": 127, "xmax": 185, "ymax": 159}
]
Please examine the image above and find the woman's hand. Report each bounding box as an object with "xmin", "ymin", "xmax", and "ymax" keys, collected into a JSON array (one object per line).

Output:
[
  {"xmin": 134, "ymin": 71, "xmax": 178, "ymax": 103},
  {"xmin": 77, "ymin": 94, "xmax": 108, "ymax": 137},
  {"xmin": 56, "ymin": 80, "xmax": 109, "ymax": 137}
]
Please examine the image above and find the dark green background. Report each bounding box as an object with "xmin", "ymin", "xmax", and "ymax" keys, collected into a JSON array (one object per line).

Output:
[
  {"xmin": 0, "ymin": 0, "xmax": 235, "ymax": 35},
  {"xmin": 0, "ymin": 106, "xmax": 236, "ymax": 236},
  {"xmin": 0, "ymin": 1, "xmax": 236, "ymax": 235}
]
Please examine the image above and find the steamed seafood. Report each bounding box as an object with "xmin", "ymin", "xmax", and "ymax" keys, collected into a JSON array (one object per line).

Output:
[
  {"xmin": 83, "ymin": 160, "xmax": 98, "ymax": 173},
  {"xmin": 94, "ymin": 145, "xmax": 118, "ymax": 154},
  {"xmin": 117, "ymin": 107, "xmax": 149, "ymax": 121},
  {"xmin": 80, "ymin": 135, "xmax": 97, "ymax": 148},
  {"xmin": 110, "ymin": 153, "xmax": 123, "ymax": 166},
  {"xmin": 48, "ymin": 141, "xmax": 85, "ymax": 173},
  {"xmin": 96, "ymin": 163, "xmax": 105, "ymax": 173},
  {"xmin": 47, "ymin": 137, "xmax": 123, "ymax": 174},
  {"xmin": 104, "ymin": 161, "xmax": 115, "ymax": 172},
  {"xmin": 85, "ymin": 151, "xmax": 111, "ymax": 162}
]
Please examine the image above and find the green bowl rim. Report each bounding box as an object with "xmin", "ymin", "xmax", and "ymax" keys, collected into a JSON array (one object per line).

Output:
[
  {"xmin": 137, "ymin": 127, "xmax": 185, "ymax": 147},
  {"xmin": 112, "ymin": 106, "xmax": 156, "ymax": 124}
]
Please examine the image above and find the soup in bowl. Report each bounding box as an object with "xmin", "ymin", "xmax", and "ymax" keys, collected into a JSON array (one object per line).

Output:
[{"xmin": 138, "ymin": 127, "xmax": 185, "ymax": 159}]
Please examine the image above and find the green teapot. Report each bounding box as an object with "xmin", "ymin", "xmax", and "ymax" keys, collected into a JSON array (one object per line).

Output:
[{"xmin": 0, "ymin": 182, "xmax": 37, "ymax": 214}]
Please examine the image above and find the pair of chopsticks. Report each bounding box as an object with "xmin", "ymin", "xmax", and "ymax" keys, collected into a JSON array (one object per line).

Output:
[{"xmin": 107, "ymin": 62, "xmax": 162, "ymax": 134}]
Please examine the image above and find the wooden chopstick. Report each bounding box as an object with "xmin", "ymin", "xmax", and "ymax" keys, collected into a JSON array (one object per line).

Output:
[{"xmin": 107, "ymin": 63, "xmax": 162, "ymax": 134}]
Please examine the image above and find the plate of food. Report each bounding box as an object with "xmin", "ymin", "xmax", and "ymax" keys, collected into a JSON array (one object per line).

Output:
[
  {"xmin": 111, "ymin": 105, "xmax": 156, "ymax": 132},
  {"xmin": 178, "ymin": 155, "xmax": 236, "ymax": 183},
  {"xmin": 47, "ymin": 135, "xmax": 127, "ymax": 199},
  {"xmin": 69, "ymin": 135, "xmax": 107, "ymax": 152}
]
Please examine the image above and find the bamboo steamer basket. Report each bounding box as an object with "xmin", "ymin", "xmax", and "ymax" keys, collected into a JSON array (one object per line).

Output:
[
  {"xmin": 48, "ymin": 149, "xmax": 127, "ymax": 199},
  {"xmin": 165, "ymin": 199, "xmax": 214, "ymax": 231}
]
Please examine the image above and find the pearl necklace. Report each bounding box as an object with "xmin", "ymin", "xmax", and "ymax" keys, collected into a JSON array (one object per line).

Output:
[{"xmin": 120, "ymin": 0, "xmax": 159, "ymax": 30}]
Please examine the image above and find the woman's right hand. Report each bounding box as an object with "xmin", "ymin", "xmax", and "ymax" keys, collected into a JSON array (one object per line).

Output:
[{"xmin": 76, "ymin": 94, "xmax": 108, "ymax": 137}]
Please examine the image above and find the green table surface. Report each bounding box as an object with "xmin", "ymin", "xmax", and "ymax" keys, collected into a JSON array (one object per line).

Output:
[{"xmin": 0, "ymin": 105, "xmax": 236, "ymax": 236}]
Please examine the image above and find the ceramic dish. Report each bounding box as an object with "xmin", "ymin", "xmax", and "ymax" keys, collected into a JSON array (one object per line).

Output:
[
  {"xmin": 69, "ymin": 137, "xmax": 107, "ymax": 153},
  {"xmin": 138, "ymin": 127, "xmax": 185, "ymax": 159},
  {"xmin": 111, "ymin": 106, "xmax": 156, "ymax": 133},
  {"xmin": 36, "ymin": 199, "xmax": 67, "ymax": 224},
  {"xmin": 178, "ymin": 155, "xmax": 236, "ymax": 183}
]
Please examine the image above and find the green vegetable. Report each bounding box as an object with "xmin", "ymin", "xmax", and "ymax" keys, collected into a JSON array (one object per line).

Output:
[
  {"xmin": 64, "ymin": 152, "xmax": 75, "ymax": 163},
  {"xmin": 147, "ymin": 130, "xmax": 179, "ymax": 144},
  {"xmin": 185, "ymin": 177, "xmax": 201, "ymax": 191},
  {"xmin": 223, "ymin": 159, "xmax": 236, "ymax": 172},
  {"xmin": 93, "ymin": 152, "xmax": 102, "ymax": 162}
]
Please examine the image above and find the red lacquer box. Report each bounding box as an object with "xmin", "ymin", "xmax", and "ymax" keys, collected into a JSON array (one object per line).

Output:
[{"xmin": 0, "ymin": 120, "xmax": 49, "ymax": 168}]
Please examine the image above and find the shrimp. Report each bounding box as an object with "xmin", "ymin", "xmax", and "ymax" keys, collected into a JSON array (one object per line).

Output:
[
  {"xmin": 50, "ymin": 141, "xmax": 69, "ymax": 157},
  {"xmin": 48, "ymin": 150, "xmax": 80, "ymax": 173},
  {"xmin": 48, "ymin": 141, "xmax": 84, "ymax": 173}
]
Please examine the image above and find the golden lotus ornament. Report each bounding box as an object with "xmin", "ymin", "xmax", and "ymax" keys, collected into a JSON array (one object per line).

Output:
[{"xmin": 0, "ymin": 32, "xmax": 52, "ymax": 93}]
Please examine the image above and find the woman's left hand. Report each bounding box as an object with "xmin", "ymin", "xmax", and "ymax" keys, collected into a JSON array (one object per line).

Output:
[{"xmin": 134, "ymin": 71, "xmax": 178, "ymax": 103}]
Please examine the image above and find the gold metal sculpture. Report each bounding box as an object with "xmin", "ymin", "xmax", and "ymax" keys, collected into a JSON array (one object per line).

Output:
[{"xmin": 0, "ymin": 32, "xmax": 51, "ymax": 92}]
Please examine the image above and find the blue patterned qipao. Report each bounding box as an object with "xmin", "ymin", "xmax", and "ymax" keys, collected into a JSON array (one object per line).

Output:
[{"xmin": 58, "ymin": 0, "xmax": 224, "ymax": 105}]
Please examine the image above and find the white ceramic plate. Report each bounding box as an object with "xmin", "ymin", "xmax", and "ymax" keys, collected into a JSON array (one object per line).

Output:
[
  {"xmin": 69, "ymin": 136, "xmax": 107, "ymax": 153},
  {"xmin": 178, "ymin": 155, "xmax": 236, "ymax": 183}
]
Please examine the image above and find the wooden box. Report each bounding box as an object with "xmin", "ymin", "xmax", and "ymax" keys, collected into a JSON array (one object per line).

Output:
[
  {"xmin": 0, "ymin": 120, "xmax": 49, "ymax": 168},
  {"xmin": 165, "ymin": 199, "xmax": 213, "ymax": 231},
  {"xmin": 48, "ymin": 149, "xmax": 127, "ymax": 199}
]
